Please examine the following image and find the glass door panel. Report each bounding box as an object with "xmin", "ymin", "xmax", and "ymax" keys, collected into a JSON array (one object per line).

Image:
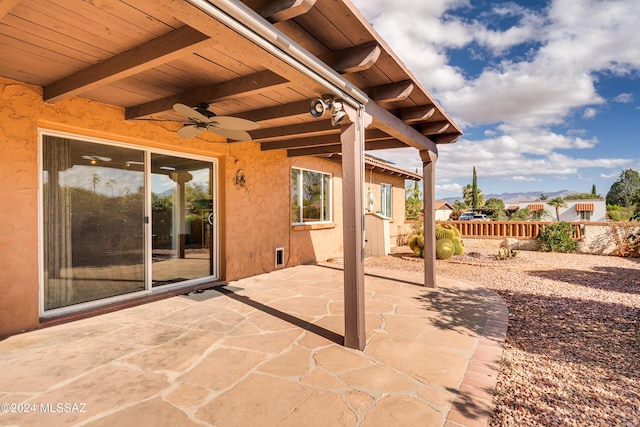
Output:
[
  {"xmin": 151, "ymin": 154, "xmax": 214, "ymax": 286},
  {"xmin": 42, "ymin": 136, "xmax": 145, "ymax": 310}
]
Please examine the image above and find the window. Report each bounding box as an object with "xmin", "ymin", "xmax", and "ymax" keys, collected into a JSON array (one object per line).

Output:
[
  {"xmin": 291, "ymin": 168, "xmax": 332, "ymax": 224},
  {"xmin": 580, "ymin": 210, "xmax": 591, "ymax": 221},
  {"xmin": 380, "ymin": 183, "xmax": 392, "ymax": 218}
]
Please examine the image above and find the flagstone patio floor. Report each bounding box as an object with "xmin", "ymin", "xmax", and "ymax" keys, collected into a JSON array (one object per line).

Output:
[{"xmin": 0, "ymin": 263, "xmax": 506, "ymax": 427}]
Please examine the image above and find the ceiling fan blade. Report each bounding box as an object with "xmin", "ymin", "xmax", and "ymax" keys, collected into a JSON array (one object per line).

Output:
[
  {"xmin": 177, "ymin": 125, "xmax": 205, "ymax": 139},
  {"xmin": 173, "ymin": 103, "xmax": 211, "ymax": 123},
  {"xmin": 209, "ymin": 116, "xmax": 260, "ymax": 131},
  {"xmin": 207, "ymin": 126, "xmax": 252, "ymax": 141}
]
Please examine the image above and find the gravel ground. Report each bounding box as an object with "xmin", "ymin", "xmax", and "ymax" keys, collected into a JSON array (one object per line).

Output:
[{"xmin": 365, "ymin": 248, "xmax": 640, "ymax": 426}]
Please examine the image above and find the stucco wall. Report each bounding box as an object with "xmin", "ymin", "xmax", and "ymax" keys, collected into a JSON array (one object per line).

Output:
[
  {"xmin": 0, "ymin": 77, "xmax": 298, "ymax": 335},
  {"xmin": 0, "ymin": 77, "xmax": 413, "ymax": 336},
  {"xmin": 363, "ymin": 170, "xmax": 407, "ymax": 247}
]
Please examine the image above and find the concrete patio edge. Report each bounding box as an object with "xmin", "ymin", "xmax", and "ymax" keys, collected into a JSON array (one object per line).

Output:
[{"xmin": 444, "ymin": 286, "xmax": 508, "ymax": 427}]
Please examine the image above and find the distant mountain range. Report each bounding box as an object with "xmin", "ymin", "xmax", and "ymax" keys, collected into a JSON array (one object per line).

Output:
[{"xmin": 441, "ymin": 190, "xmax": 578, "ymax": 205}]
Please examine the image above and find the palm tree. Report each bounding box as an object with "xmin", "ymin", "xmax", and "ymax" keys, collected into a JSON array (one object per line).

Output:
[{"xmin": 548, "ymin": 196, "xmax": 567, "ymax": 221}]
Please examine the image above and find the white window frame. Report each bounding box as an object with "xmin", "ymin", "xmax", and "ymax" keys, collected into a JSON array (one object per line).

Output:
[
  {"xmin": 380, "ymin": 183, "xmax": 392, "ymax": 218},
  {"xmin": 580, "ymin": 210, "xmax": 592, "ymax": 221},
  {"xmin": 291, "ymin": 167, "xmax": 332, "ymax": 225},
  {"xmin": 38, "ymin": 129, "xmax": 219, "ymax": 318}
]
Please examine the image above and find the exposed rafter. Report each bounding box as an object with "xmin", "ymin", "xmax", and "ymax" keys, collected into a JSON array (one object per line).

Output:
[
  {"xmin": 250, "ymin": 120, "xmax": 338, "ymax": 142},
  {"xmin": 401, "ymin": 105, "xmax": 436, "ymax": 123},
  {"xmin": 259, "ymin": 128, "xmax": 391, "ymax": 150},
  {"xmin": 44, "ymin": 26, "xmax": 212, "ymax": 102},
  {"xmin": 261, "ymin": 133, "xmax": 338, "ymax": 151},
  {"xmin": 320, "ymin": 42, "xmax": 381, "ymax": 74},
  {"xmin": 286, "ymin": 138, "xmax": 406, "ymax": 157},
  {"xmin": 420, "ymin": 121, "xmax": 450, "ymax": 136},
  {"xmin": 432, "ymin": 133, "xmax": 461, "ymax": 144},
  {"xmin": 367, "ymin": 80, "xmax": 414, "ymax": 103},
  {"xmin": 259, "ymin": 0, "xmax": 316, "ymax": 23},
  {"xmin": 365, "ymin": 102, "xmax": 437, "ymax": 153},
  {"xmin": 125, "ymin": 70, "xmax": 288, "ymax": 119},
  {"xmin": 235, "ymin": 100, "xmax": 310, "ymax": 122}
]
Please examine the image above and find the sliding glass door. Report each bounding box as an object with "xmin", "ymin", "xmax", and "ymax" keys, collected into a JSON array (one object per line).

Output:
[
  {"xmin": 151, "ymin": 154, "xmax": 214, "ymax": 287},
  {"xmin": 41, "ymin": 134, "xmax": 217, "ymax": 313}
]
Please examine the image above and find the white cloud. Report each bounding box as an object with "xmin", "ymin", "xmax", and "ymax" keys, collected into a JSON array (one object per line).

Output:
[
  {"xmin": 614, "ymin": 93, "xmax": 634, "ymax": 103},
  {"xmin": 353, "ymin": 0, "xmax": 640, "ymax": 192},
  {"xmin": 583, "ymin": 108, "xmax": 597, "ymax": 119},
  {"xmin": 600, "ymin": 172, "xmax": 620, "ymax": 179},
  {"xmin": 435, "ymin": 182, "xmax": 464, "ymax": 194}
]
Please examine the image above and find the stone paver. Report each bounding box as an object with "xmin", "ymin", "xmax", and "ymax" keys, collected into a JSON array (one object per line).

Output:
[{"xmin": 0, "ymin": 264, "xmax": 506, "ymax": 426}]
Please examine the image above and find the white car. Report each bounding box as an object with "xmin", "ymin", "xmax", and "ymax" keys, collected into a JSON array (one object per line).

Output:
[{"xmin": 458, "ymin": 212, "xmax": 475, "ymax": 220}]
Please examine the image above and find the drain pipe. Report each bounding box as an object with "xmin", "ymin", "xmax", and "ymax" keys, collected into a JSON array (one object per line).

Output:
[{"xmin": 185, "ymin": 0, "xmax": 368, "ymax": 110}]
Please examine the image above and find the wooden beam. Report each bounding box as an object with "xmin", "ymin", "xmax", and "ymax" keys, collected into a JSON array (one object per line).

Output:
[
  {"xmin": 287, "ymin": 144, "xmax": 341, "ymax": 157},
  {"xmin": 44, "ymin": 26, "xmax": 212, "ymax": 102},
  {"xmin": 250, "ymin": 120, "xmax": 337, "ymax": 142},
  {"xmin": 286, "ymin": 138, "xmax": 406, "ymax": 156},
  {"xmin": 420, "ymin": 121, "xmax": 450, "ymax": 135},
  {"xmin": 259, "ymin": 0, "xmax": 316, "ymax": 22},
  {"xmin": 420, "ymin": 150, "xmax": 438, "ymax": 288},
  {"xmin": 367, "ymin": 80, "xmax": 414, "ymax": 103},
  {"xmin": 432, "ymin": 133, "xmax": 461, "ymax": 144},
  {"xmin": 365, "ymin": 102, "xmax": 437, "ymax": 153},
  {"xmin": 261, "ymin": 133, "xmax": 339, "ymax": 150},
  {"xmin": 321, "ymin": 42, "xmax": 381, "ymax": 74},
  {"xmin": 401, "ymin": 105, "xmax": 436, "ymax": 123},
  {"xmin": 125, "ymin": 70, "xmax": 288, "ymax": 119},
  {"xmin": 235, "ymin": 100, "xmax": 310, "ymax": 122},
  {"xmin": 124, "ymin": 0, "xmax": 331, "ymax": 97}
]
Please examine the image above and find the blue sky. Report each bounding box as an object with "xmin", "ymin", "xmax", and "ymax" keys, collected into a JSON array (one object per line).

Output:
[{"xmin": 352, "ymin": 0, "xmax": 640, "ymax": 200}]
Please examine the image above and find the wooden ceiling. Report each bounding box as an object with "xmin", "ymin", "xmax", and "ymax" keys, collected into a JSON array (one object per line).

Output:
[{"xmin": 0, "ymin": 0, "xmax": 462, "ymax": 157}]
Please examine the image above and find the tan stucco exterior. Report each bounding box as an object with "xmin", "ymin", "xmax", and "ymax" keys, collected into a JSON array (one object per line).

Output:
[{"xmin": 0, "ymin": 78, "xmax": 411, "ymax": 337}]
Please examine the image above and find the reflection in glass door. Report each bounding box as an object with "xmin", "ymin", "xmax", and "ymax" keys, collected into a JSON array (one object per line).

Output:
[
  {"xmin": 42, "ymin": 136, "xmax": 145, "ymax": 310},
  {"xmin": 151, "ymin": 154, "xmax": 215, "ymax": 287}
]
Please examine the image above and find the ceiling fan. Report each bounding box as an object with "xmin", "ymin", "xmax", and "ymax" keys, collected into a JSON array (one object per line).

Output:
[{"xmin": 171, "ymin": 103, "xmax": 260, "ymax": 141}]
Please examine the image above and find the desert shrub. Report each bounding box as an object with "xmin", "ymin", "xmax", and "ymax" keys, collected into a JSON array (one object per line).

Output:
[{"xmin": 537, "ymin": 222, "xmax": 577, "ymax": 253}]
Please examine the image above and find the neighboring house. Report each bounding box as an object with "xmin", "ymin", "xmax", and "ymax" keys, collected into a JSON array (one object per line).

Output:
[
  {"xmin": 0, "ymin": 0, "xmax": 462, "ymax": 346},
  {"xmin": 518, "ymin": 199, "xmax": 607, "ymax": 222},
  {"xmin": 435, "ymin": 201, "xmax": 454, "ymax": 221}
]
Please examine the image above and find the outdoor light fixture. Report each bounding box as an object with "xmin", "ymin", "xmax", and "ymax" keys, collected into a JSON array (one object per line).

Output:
[{"xmin": 309, "ymin": 97, "xmax": 346, "ymax": 126}]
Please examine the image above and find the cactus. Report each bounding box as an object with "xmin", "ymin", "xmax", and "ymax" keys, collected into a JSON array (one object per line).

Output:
[
  {"xmin": 435, "ymin": 239, "xmax": 456, "ymax": 260},
  {"xmin": 408, "ymin": 234, "xmax": 419, "ymax": 251},
  {"xmin": 452, "ymin": 238, "xmax": 464, "ymax": 256},
  {"xmin": 497, "ymin": 247, "xmax": 519, "ymax": 260},
  {"xmin": 445, "ymin": 224, "xmax": 461, "ymax": 239},
  {"xmin": 435, "ymin": 225, "xmax": 455, "ymax": 241}
]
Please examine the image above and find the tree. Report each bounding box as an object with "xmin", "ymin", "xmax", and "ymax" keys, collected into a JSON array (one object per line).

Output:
[
  {"xmin": 405, "ymin": 180, "xmax": 422, "ymax": 221},
  {"xmin": 463, "ymin": 184, "xmax": 485, "ymax": 208},
  {"xmin": 471, "ymin": 166, "xmax": 479, "ymax": 208},
  {"xmin": 548, "ymin": 196, "xmax": 567, "ymax": 221},
  {"xmin": 510, "ymin": 208, "xmax": 531, "ymax": 221},
  {"xmin": 539, "ymin": 193, "xmax": 548, "ymax": 201},
  {"xmin": 485, "ymin": 197, "xmax": 506, "ymax": 220},
  {"xmin": 632, "ymin": 189, "xmax": 640, "ymax": 221},
  {"xmin": 606, "ymin": 169, "xmax": 640, "ymax": 207},
  {"xmin": 591, "ymin": 184, "xmax": 597, "ymax": 197}
]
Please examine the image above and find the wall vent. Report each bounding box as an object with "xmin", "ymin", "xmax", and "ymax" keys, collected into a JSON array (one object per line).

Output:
[{"xmin": 275, "ymin": 247, "xmax": 285, "ymax": 269}]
